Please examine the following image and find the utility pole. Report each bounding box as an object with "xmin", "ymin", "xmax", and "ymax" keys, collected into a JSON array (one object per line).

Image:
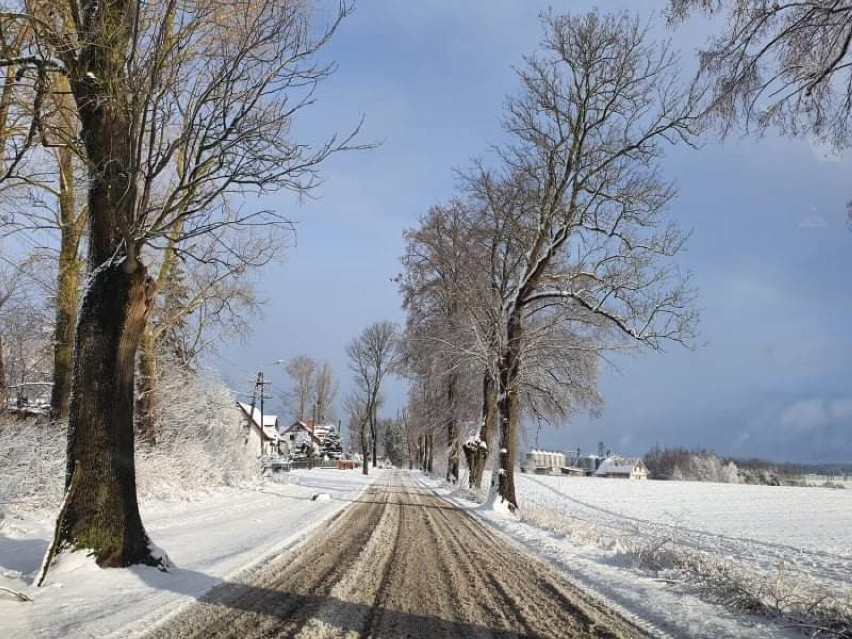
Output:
[
  {"xmin": 247, "ymin": 371, "xmax": 272, "ymax": 457},
  {"xmin": 248, "ymin": 372, "xmax": 261, "ymax": 433},
  {"xmin": 258, "ymin": 372, "xmax": 271, "ymax": 457}
]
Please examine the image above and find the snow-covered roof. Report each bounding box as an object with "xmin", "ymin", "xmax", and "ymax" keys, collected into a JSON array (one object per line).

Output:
[
  {"xmin": 594, "ymin": 457, "xmax": 646, "ymax": 476},
  {"xmin": 279, "ymin": 420, "xmax": 322, "ymax": 443},
  {"xmin": 312, "ymin": 423, "xmax": 337, "ymax": 435},
  {"xmin": 237, "ymin": 402, "xmax": 278, "ymax": 441}
]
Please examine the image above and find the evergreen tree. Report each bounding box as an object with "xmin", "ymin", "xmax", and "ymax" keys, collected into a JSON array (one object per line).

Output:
[{"xmin": 320, "ymin": 430, "xmax": 343, "ymax": 460}]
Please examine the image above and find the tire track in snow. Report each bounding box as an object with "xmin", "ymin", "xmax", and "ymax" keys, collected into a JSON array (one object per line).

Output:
[{"xmin": 145, "ymin": 471, "xmax": 651, "ymax": 639}]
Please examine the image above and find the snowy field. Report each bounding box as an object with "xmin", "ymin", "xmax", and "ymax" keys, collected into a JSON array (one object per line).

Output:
[
  {"xmin": 433, "ymin": 472, "xmax": 852, "ymax": 639},
  {"xmin": 518, "ymin": 474, "xmax": 852, "ymax": 588},
  {"xmin": 520, "ymin": 474, "xmax": 852, "ymax": 554},
  {"xmin": 0, "ymin": 469, "xmax": 380, "ymax": 639}
]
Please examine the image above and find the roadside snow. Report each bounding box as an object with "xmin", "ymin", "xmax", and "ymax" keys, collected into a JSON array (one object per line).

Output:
[
  {"xmin": 422, "ymin": 472, "xmax": 812, "ymax": 639},
  {"xmin": 0, "ymin": 469, "xmax": 380, "ymax": 639},
  {"xmin": 517, "ymin": 474, "xmax": 852, "ymax": 591},
  {"xmin": 523, "ymin": 474, "xmax": 852, "ymax": 558}
]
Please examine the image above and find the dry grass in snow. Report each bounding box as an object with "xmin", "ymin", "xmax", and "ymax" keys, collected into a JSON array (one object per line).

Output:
[{"xmin": 515, "ymin": 475, "xmax": 852, "ymax": 639}]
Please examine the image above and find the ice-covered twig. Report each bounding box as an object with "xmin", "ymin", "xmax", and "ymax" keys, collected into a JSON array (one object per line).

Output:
[{"xmin": 0, "ymin": 586, "xmax": 32, "ymax": 602}]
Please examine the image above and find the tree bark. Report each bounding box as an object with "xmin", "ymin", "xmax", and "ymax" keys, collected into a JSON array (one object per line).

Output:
[
  {"xmin": 135, "ymin": 220, "xmax": 182, "ymax": 445},
  {"xmin": 360, "ymin": 419, "xmax": 369, "ymax": 475},
  {"xmin": 466, "ymin": 370, "xmax": 496, "ymax": 489},
  {"xmin": 44, "ymin": 0, "xmax": 161, "ymax": 572},
  {"xmin": 136, "ymin": 329, "xmax": 157, "ymax": 445},
  {"xmin": 426, "ymin": 431, "xmax": 434, "ymax": 473},
  {"xmin": 50, "ymin": 144, "xmax": 83, "ymax": 422},
  {"xmin": 0, "ymin": 333, "xmax": 6, "ymax": 412},
  {"xmin": 52, "ymin": 260, "xmax": 162, "ymax": 568},
  {"xmin": 370, "ymin": 413, "xmax": 378, "ymax": 467},
  {"xmin": 496, "ymin": 310, "xmax": 523, "ymax": 510},
  {"xmin": 422, "ymin": 433, "xmax": 428, "ymax": 471},
  {"xmin": 445, "ymin": 372, "xmax": 459, "ymax": 484}
]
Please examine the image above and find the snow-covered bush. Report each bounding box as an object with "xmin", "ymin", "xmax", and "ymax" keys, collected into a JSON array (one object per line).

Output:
[
  {"xmin": 0, "ymin": 418, "xmax": 66, "ymax": 513},
  {"xmin": 0, "ymin": 368, "xmax": 258, "ymax": 518},
  {"xmin": 134, "ymin": 366, "xmax": 259, "ymax": 501},
  {"xmin": 644, "ymin": 446, "xmax": 741, "ymax": 483}
]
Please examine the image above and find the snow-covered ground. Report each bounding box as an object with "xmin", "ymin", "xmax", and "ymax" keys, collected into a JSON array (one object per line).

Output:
[
  {"xmin": 0, "ymin": 469, "xmax": 380, "ymax": 639},
  {"xmin": 431, "ymin": 472, "xmax": 852, "ymax": 639},
  {"xmin": 519, "ymin": 474, "xmax": 852, "ymax": 587}
]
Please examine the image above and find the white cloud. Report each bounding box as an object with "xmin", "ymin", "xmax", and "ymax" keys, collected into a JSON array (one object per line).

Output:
[{"xmin": 797, "ymin": 214, "xmax": 828, "ymax": 229}]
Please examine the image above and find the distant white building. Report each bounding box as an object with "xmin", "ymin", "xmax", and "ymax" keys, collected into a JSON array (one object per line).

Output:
[
  {"xmin": 569, "ymin": 454, "xmax": 602, "ymax": 474},
  {"xmin": 594, "ymin": 457, "xmax": 648, "ymax": 480},
  {"xmin": 523, "ymin": 450, "xmax": 566, "ymax": 474},
  {"xmin": 236, "ymin": 402, "xmax": 279, "ymax": 457}
]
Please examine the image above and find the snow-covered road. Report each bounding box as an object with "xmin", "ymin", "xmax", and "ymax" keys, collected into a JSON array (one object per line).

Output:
[
  {"xmin": 0, "ymin": 469, "xmax": 379, "ymax": 639},
  {"xmin": 144, "ymin": 470, "xmax": 650, "ymax": 639}
]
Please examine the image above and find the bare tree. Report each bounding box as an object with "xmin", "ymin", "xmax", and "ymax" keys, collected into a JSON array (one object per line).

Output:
[
  {"xmin": 344, "ymin": 391, "xmax": 370, "ymax": 476},
  {"xmin": 0, "ymin": 261, "xmax": 51, "ymax": 412},
  {"xmin": 669, "ymin": 0, "xmax": 852, "ymax": 148},
  {"xmin": 313, "ymin": 360, "xmax": 337, "ymax": 423},
  {"xmin": 0, "ymin": 263, "xmax": 22, "ymax": 410},
  {"xmin": 137, "ymin": 230, "xmax": 271, "ymax": 444},
  {"xmin": 477, "ymin": 11, "xmax": 699, "ymax": 509},
  {"xmin": 400, "ymin": 12, "xmax": 699, "ymax": 509},
  {"xmin": 285, "ymin": 355, "xmax": 318, "ymax": 422},
  {"xmin": 0, "ymin": 290, "xmax": 52, "ymax": 413},
  {"xmin": 401, "ymin": 194, "xmax": 604, "ymax": 491},
  {"xmin": 0, "ymin": 25, "xmax": 87, "ymax": 421},
  {"xmin": 400, "ymin": 200, "xmax": 498, "ymax": 485},
  {"xmin": 346, "ymin": 321, "xmax": 397, "ymax": 469},
  {"xmin": 1, "ymin": 0, "xmax": 360, "ymax": 574}
]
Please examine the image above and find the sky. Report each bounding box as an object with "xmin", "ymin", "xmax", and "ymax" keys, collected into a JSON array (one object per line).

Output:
[{"xmin": 216, "ymin": 0, "xmax": 852, "ymax": 464}]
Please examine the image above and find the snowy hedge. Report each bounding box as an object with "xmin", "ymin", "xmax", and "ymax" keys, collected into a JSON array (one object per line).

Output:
[{"xmin": 0, "ymin": 369, "xmax": 258, "ymax": 517}]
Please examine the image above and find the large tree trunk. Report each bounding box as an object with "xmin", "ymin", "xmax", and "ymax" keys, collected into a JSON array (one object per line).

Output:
[
  {"xmin": 43, "ymin": 0, "xmax": 158, "ymax": 570},
  {"xmin": 466, "ymin": 370, "xmax": 496, "ymax": 489},
  {"xmin": 360, "ymin": 420, "xmax": 369, "ymax": 475},
  {"xmin": 370, "ymin": 414, "xmax": 377, "ymax": 467},
  {"xmin": 496, "ymin": 311, "xmax": 523, "ymax": 510},
  {"xmin": 0, "ymin": 333, "xmax": 6, "ymax": 412},
  {"xmin": 445, "ymin": 372, "xmax": 459, "ymax": 484},
  {"xmin": 45, "ymin": 260, "xmax": 161, "ymax": 570},
  {"xmin": 50, "ymin": 144, "xmax": 83, "ymax": 422},
  {"xmin": 421, "ymin": 433, "xmax": 427, "ymax": 471},
  {"xmin": 135, "ymin": 220, "xmax": 183, "ymax": 446},
  {"xmin": 136, "ymin": 330, "xmax": 157, "ymax": 445},
  {"xmin": 425, "ymin": 431, "xmax": 434, "ymax": 473}
]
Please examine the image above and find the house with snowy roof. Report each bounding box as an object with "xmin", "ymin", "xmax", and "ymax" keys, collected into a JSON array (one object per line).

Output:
[
  {"xmin": 278, "ymin": 419, "xmax": 324, "ymax": 457},
  {"xmin": 593, "ymin": 457, "xmax": 648, "ymax": 480},
  {"xmin": 236, "ymin": 401, "xmax": 279, "ymax": 457}
]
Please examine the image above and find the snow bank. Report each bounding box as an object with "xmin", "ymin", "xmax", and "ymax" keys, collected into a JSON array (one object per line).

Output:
[
  {"xmin": 0, "ymin": 468, "xmax": 381, "ymax": 638},
  {"xmin": 418, "ymin": 470, "xmax": 851, "ymax": 639}
]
